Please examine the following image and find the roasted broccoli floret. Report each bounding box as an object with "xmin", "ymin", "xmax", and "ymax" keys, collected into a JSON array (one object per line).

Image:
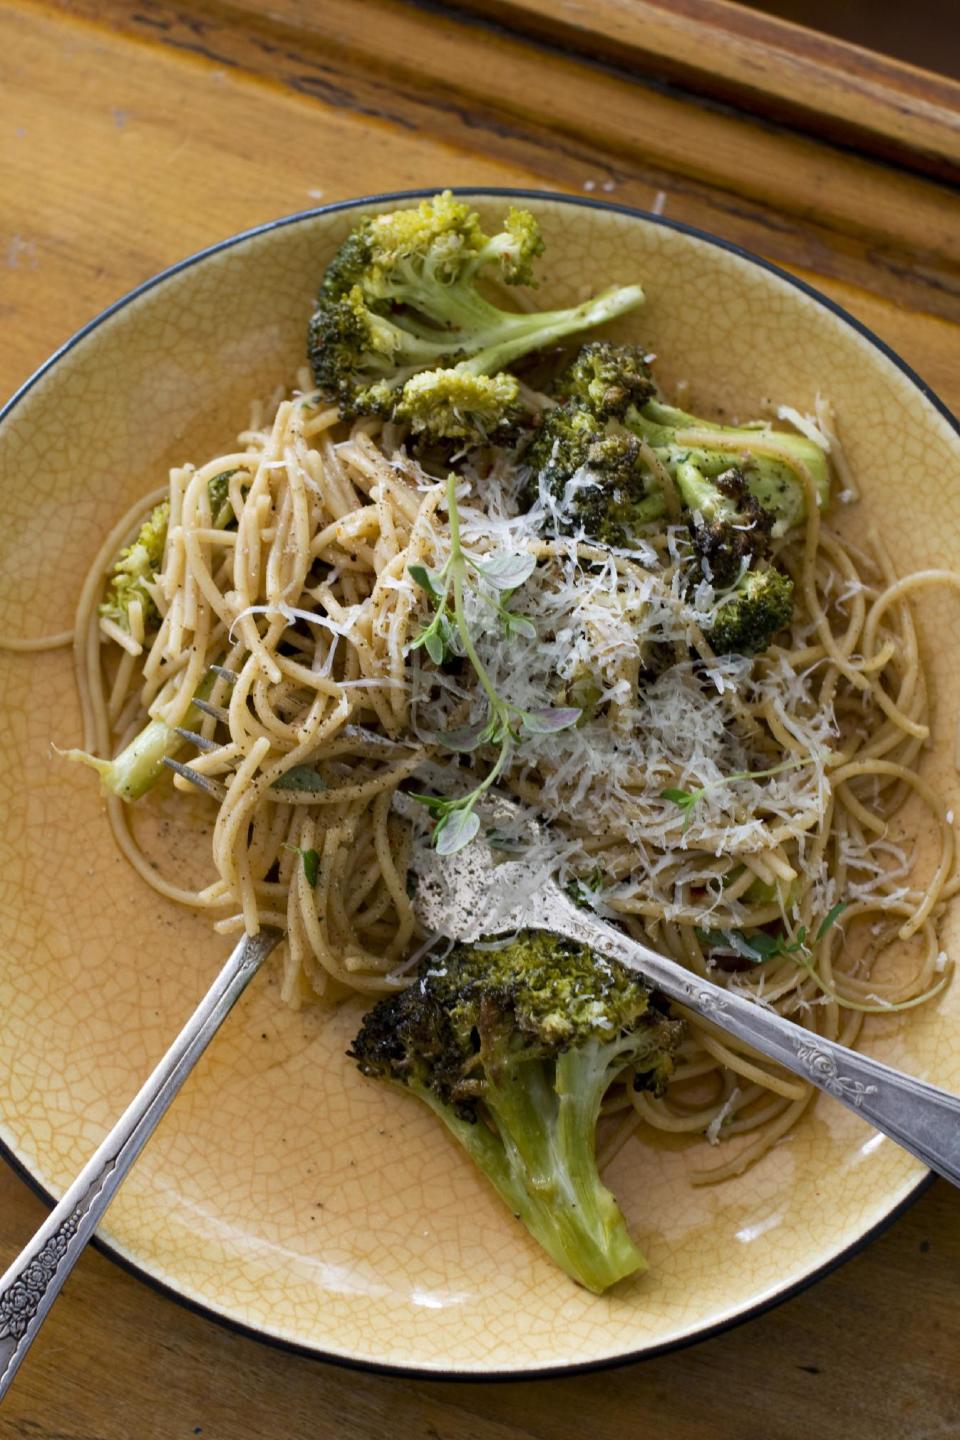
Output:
[
  {"xmin": 393, "ymin": 367, "xmax": 522, "ymax": 442},
  {"xmin": 548, "ymin": 344, "xmax": 830, "ymax": 534},
  {"xmin": 525, "ymin": 401, "xmax": 661, "ymax": 547},
  {"xmin": 527, "ymin": 349, "xmax": 803, "ymax": 653},
  {"xmin": 554, "ymin": 340, "xmax": 655, "ymax": 418},
  {"xmin": 99, "ymin": 470, "xmax": 239, "ymax": 635},
  {"xmin": 677, "ymin": 462, "xmax": 772, "ymax": 587},
  {"xmin": 709, "ymin": 566, "xmax": 795, "ymax": 655},
  {"xmin": 529, "ymin": 342, "xmax": 827, "ymax": 550},
  {"xmin": 626, "ymin": 398, "xmax": 830, "ymax": 536},
  {"xmin": 99, "ymin": 501, "xmax": 170, "ymax": 635},
  {"xmin": 678, "ymin": 459, "xmax": 794, "ymax": 652},
  {"xmin": 308, "ymin": 192, "xmax": 645, "ymax": 441},
  {"xmin": 349, "ymin": 930, "xmax": 683, "ymax": 1293}
]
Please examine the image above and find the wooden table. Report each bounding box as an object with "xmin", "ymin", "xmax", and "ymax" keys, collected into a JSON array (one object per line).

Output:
[{"xmin": 2, "ymin": 1, "xmax": 960, "ymax": 1433}]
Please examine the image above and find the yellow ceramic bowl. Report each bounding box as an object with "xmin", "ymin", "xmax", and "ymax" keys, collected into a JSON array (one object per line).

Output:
[{"xmin": 1, "ymin": 191, "xmax": 958, "ymax": 1376}]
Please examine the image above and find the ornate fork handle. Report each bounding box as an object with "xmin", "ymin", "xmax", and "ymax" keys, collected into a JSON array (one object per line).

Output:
[
  {"xmin": 0, "ymin": 927, "xmax": 281, "ymax": 1400},
  {"xmin": 536, "ymin": 888, "xmax": 960, "ymax": 1186}
]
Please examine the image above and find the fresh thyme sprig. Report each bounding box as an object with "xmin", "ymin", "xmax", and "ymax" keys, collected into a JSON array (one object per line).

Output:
[
  {"xmin": 660, "ymin": 756, "xmax": 816, "ymax": 832},
  {"xmin": 407, "ymin": 472, "xmax": 579, "ymax": 854}
]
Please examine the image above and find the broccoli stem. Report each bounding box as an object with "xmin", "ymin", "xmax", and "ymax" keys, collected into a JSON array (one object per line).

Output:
[
  {"xmin": 61, "ymin": 707, "xmax": 196, "ymax": 801},
  {"xmin": 393, "ymin": 282, "xmax": 643, "ymax": 378},
  {"xmin": 415, "ymin": 1043, "xmax": 646, "ymax": 1294},
  {"xmin": 627, "ymin": 400, "xmax": 830, "ymax": 531},
  {"xmin": 552, "ymin": 1039, "xmax": 648, "ymax": 1288},
  {"xmin": 458, "ymin": 285, "xmax": 646, "ymax": 379}
]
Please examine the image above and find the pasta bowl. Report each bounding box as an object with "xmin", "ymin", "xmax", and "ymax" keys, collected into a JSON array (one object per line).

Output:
[{"xmin": 1, "ymin": 190, "xmax": 958, "ymax": 1376}]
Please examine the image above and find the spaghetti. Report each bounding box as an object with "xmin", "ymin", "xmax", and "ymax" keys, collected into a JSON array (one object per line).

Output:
[{"xmin": 37, "ymin": 368, "xmax": 959, "ymax": 1183}]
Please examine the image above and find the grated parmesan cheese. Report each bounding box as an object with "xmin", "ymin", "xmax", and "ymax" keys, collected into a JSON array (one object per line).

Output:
[
  {"xmin": 706, "ymin": 1087, "xmax": 742, "ymax": 1144},
  {"xmin": 776, "ymin": 404, "xmax": 831, "ymax": 451}
]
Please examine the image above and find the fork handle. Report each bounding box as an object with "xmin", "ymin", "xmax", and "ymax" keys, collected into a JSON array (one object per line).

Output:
[
  {"xmin": 537, "ymin": 889, "xmax": 960, "ymax": 1186},
  {"xmin": 0, "ymin": 927, "xmax": 281, "ymax": 1399}
]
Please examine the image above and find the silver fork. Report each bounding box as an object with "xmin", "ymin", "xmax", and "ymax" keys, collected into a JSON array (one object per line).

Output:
[
  {"xmin": 0, "ymin": 927, "xmax": 282, "ymax": 1399},
  {"xmin": 392, "ymin": 783, "xmax": 960, "ymax": 1188},
  {"xmin": 0, "ymin": 680, "xmax": 416, "ymax": 1396}
]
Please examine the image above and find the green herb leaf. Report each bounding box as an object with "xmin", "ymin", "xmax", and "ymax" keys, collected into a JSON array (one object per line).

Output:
[
  {"xmin": 660, "ymin": 757, "xmax": 816, "ymax": 832},
  {"xmin": 424, "ymin": 627, "xmax": 446, "ymax": 665},
  {"xmin": 272, "ymin": 765, "xmax": 326, "ymax": 792},
  {"xmin": 816, "ymin": 901, "xmax": 848, "ymax": 941},
  {"xmin": 408, "ymin": 563, "xmax": 444, "ymax": 601},
  {"xmin": 520, "ymin": 706, "xmax": 582, "ymax": 736},
  {"xmin": 697, "ymin": 925, "xmax": 809, "ymax": 963},
  {"xmin": 566, "ymin": 866, "xmax": 607, "ymax": 910},
  {"xmin": 437, "ymin": 722, "xmax": 488, "ymax": 753},
  {"xmin": 412, "ymin": 611, "xmax": 457, "ymax": 666},
  {"xmin": 435, "ymin": 806, "xmax": 481, "ymax": 855},
  {"xmin": 501, "ymin": 610, "xmax": 537, "ymax": 640},
  {"xmin": 661, "ymin": 786, "xmax": 701, "ymax": 831},
  {"xmin": 747, "ymin": 927, "xmax": 808, "ymax": 961},
  {"xmin": 470, "ymin": 552, "xmax": 537, "ymax": 590},
  {"xmin": 283, "ymin": 843, "xmax": 320, "ymax": 887}
]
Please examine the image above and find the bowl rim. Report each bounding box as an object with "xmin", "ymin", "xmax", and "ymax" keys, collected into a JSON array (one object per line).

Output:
[{"xmin": 0, "ymin": 186, "xmax": 952, "ymax": 1381}]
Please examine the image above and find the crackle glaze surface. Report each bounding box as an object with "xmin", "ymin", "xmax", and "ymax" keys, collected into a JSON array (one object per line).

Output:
[{"xmin": 1, "ymin": 195, "xmax": 958, "ymax": 1375}]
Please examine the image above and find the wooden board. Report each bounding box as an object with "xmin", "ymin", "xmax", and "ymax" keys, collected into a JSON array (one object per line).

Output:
[
  {"xmin": 446, "ymin": 0, "xmax": 960, "ymax": 180},
  {"xmin": 1, "ymin": 0, "xmax": 959, "ymax": 1432}
]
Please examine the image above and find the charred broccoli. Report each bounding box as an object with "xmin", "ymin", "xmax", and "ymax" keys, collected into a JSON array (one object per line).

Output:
[
  {"xmin": 678, "ymin": 462, "xmax": 773, "ymax": 587},
  {"xmin": 524, "ymin": 344, "xmax": 812, "ymax": 652},
  {"xmin": 554, "ymin": 340, "xmax": 655, "ymax": 418},
  {"xmin": 349, "ymin": 930, "xmax": 683, "ymax": 1293},
  {"xmin": 678, "ymin": 461, "xmax": 795, "ymax": 651},
  {"xmin": 709, "ymin": 567, "xmax": 795, "ymax": 655},
  {"xmin": 626, "ymin": 398, "xmax": 830, "ymax": 536},
  {"xmin": 525, "ymin": 401, "xmax": 662, "ymax": 547},
  {"xmin": 308, "ymin": 192, "xmax": 645, "ymax": 445},
  {"xmin": 526, "ymin": 340, "xmax": 828, "ymax": 557},
  {"xmin": 541, "ymin": 344, "xmax": 830, "ymax": 536}
]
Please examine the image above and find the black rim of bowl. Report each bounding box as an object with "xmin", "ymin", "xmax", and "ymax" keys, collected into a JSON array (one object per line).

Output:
[{"xmin": 0, "ymin": 187, "xmax": 953, "ymax": 1382}]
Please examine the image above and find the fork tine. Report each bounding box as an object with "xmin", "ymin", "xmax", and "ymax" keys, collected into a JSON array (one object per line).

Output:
[
  {"xmin": 173, "ymin": 726, "xmax": 219, "ymax": 753},
  {"xmin": 193, "ymin": 697, "xmax": 230, "ymax": 723},
  {"xmin": 209, "ymin": 664, "xmax": 239, "ymax": 685},
  {"xmin": 342, "ymin": 724, "xmax": 416, "ymax": 751},
  {"xmin": 162, "ymin": 756, "xmax": 227, "ymax": 800}
]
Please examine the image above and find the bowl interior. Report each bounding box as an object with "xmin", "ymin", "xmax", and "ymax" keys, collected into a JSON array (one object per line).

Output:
[{"xmin": 1, "ymin": 194, "xmax": 958, "ymax": 1374}]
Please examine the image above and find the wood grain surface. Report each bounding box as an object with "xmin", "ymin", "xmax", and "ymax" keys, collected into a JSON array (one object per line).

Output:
[
  {"xmin": 446, "ymin": 0, "xmax": 960, "ymax": 180},
  {"xmin": 1, "ymin": 0, "xmax": 959, "ymax": 1432}
]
